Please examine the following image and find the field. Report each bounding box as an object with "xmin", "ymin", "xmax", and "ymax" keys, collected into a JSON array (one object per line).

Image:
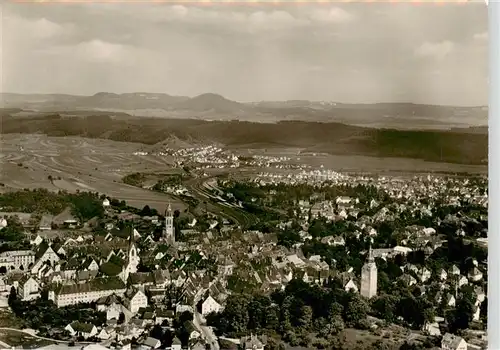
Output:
[
  {"xmin": 0, "ymin": 134, "xmax": 184, "ymax": 213},
  {"xmin": 0, "ymin": 329, "xmax": 54, "ymax": 349},
  {"xmin": 236, "ymin": 148, "xmax": 487, "ymax": 175},
  {"xmin": 0, "ymin": 132, "xmax": 487, "ymax": 217}
]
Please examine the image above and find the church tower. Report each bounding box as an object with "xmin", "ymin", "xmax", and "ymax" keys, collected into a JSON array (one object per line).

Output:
[
  {"xmin": 120, "ymin": 226, "xmax": 140, "ymax": 283},
  {"xmin": 163, "ymin": 203, "xmax": 175, "ymax": 245},
  {"xmin": 360, "ymin": 246, "xmax": 377, "ymax": 299}
]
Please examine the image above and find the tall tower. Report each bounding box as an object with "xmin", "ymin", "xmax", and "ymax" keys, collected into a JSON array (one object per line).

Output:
[
  {"xmin": 360, "ymin": 246, "xmax": 377, "ymax": 299},
  {"xmin": 164, "ymin": 203, "xmax": 175, "ymax": 245},
  {"xmin": 120, "ymin": 226, "xmax": 140, "ymax": 283}
]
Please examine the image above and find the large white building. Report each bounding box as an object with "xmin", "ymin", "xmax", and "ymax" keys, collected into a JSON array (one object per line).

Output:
[
  {"xmin": 51, "ymin": 277, "xmax": 127, "ymax": 308},
  {"xmin": 0, "ymin": 250, "xmax": 36, "ymax": 270},
  {"xmin": 360, "ymin": 247, "xmax": 377, "ymax": 299}
]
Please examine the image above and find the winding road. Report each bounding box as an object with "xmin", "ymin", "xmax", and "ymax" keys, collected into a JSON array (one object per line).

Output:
[{"xmin": 183, "ymin": 174, "xmax": 259, "ymax": 228}]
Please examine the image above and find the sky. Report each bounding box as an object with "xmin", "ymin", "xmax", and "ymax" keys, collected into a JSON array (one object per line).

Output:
[{"xmin": 1, "ymin": 2, "xmax": 488, "ymax": 106}]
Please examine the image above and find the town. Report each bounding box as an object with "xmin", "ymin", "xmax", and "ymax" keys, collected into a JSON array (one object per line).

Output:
[{"xmin": 0, "ymin": 168, "xmax": 488, "ymax": 350}]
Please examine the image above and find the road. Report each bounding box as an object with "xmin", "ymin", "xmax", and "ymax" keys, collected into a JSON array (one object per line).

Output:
[
  {"xmin": 181, "ymin": 173, "xmax": 260, "ymax": 229},
  {"xmin": 192, "ymin": 297, "xmax": 220, "ymax": 350}
]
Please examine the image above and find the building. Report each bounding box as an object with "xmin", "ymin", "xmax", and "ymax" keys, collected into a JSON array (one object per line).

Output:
[
  {"xmin": 64, "ymin": 322, "xmax": 98, "ymax": 339},
  {"xmin": 360, "ymin": 247, "xmax": 377, "ymax": 299},
  {"xmin": 163, "ymin": 203, "xmax": 175, "ymax": 245},
  {"xmin": 18, "ymin": 276, "xmax": 40, "ymax": 301},
  {"xmin": 441, "ymin": 333, "xmax": 467, "ymax": 350},
  {"xmin": 241, "ymin": 335, "xmax": 265, "ymax": 350},
  {"xmin": 171, "ymin": 337, "xmax": 182, "ymax": 350},
  {"xmin": 123, "ymin": 288, "xmax": 148, "ymax": 314},
  {"xmin": 0, "ymin": 250, "xmax": 35, "ymax": 270},
  {"xmin": 52, "ymin": 277, "xmax": 126, "ymax": 307},
  {"xmin": 119, "ymin": 230, "xmax": 141, "ymax": 283},
  {"xmin": 201, "ymin": 295, "xmax": 223, "ymax": 316}
]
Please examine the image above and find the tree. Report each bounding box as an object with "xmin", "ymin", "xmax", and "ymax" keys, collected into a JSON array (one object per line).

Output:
[
  {"xmin": 140, "ymin": 205, "xmax": 153, "ymax": 216},
  {"xmin": 298, "ymin": 305, "xmax": 313, "ymax": 329},
  {"xmin": 343, "ymin": 292, "xmax": 369, "ymax": 328},
  {"xmin": 370, "ymin": 340, "xmax": 391, "ymax": 350},
  {"xmin": 448, "ymin": 296, "xmax": 475, "ymax": 332},
  {"xmin": 8, "ymin": 286, "xmax": 17, "ymax": 307},
  {"xmin": 329, "ymin": 302, "xmax": 344, "ymax": 320},
  {"xmin": 279, "ymin": 296, "xmax": 294, "ymax": 333}
]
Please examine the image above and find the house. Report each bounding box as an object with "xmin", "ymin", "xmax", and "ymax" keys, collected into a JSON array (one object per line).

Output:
[
  {"xmin": 444, "ymin": 294, "xmax": 456, "ymax": 307},
  {"xmin": 96, "ymin": 294, "xmax": 130, "ymax": 322},
  {"xmin": 450, "ymin": 265, "xmax": 461, "ymax": 276},
  {"xmin": 458, "ymin": 275, "xmax": 469, "ymax": 288},
  {"xmin": 184, "ymin": 320, "xmax": 200, "ymax": 340},
  {"xmin": 18, "ymin": 276, "xmax": 40, "ymax": 301},
  {"xmin": 155, "ymin": 309, "xmax": 175, "ymax": 326},
  {"xmin": 123, "ymin": 288, "xmax": 148, "ymax": 314},
  {"xmin": 97, "ymin": 328, "xmax": 111, "ymax": 340},
  {"xmin": 84, "ymin": 258, "xmax": 100, "ymax": 272},
  {"xmin": 441, "ymin": 333, "xmax": 467, "ymax": 350},
  {"xmin": 53, "ymin": 207, "xmax": 79, "ymax": 228},
  {"xmin": 418, "ymin": 267, "xmax": 431, "ymax": 283},
  {"xmin": 201, "ymin": 295, "xmax": 223, "ymax": 316},
  {"xmin": 241, "ymin": 335, "xmax": 265, "ymax": 350},
  {"xmin": 39, "ymin": 215, "xmax": 54, "ymax": 231},
  {"xmin": 142, "ymin": 336, "xmax": 161, "ymax": 349},
  {"xmin": 344, "ymin": 279, "xmax": 358, "ymax": 293},
  {"xmin": 438, "ymin": 269, "xmax": 448, "ymax": 281},
  {"xmin": 171, "ymin": 337, "xmax": 182, "ymax": 350},
  {"xmin": 190, "ymin": 342, "xmax": 206, "ymax": 350},
  {"xmin": 31, "ymin": 235, "xmax": 44, "ymax": 246},
  {"xmin": 64, "ymin": 322, "xmax": 98, "ymax": 339},
  {"xmin": 423, "ymin": 321, "xmax": 441, "ymax": 336},
  {"xmin": 472, "ymin": 305, "xmax": 482, "ymax": 322},
  {"xmin": 468, "ymin": 267, "xmax": 483, "ymax": 282},
  {"xmin": 474, "ymin": 287, "xmax": 486, "ymax": 305}
]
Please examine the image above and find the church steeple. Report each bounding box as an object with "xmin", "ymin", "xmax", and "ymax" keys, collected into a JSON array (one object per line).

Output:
[
  {"xmin": 361, "ymin": 243, "xmax": 378, "ymax": 299},
  {"xmin": 163, "ymin": 202, "xmax": 175, "ymax": 245},
  {"xmin": 367, "ymin": 245, "xmax": 375, "ymax": 263},
  {"xmin": 165, "ymin": 202, "xmax": 172, "ymax": 217}
]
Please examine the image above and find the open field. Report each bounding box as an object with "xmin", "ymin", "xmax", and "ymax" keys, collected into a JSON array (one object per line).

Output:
[
  {"xmin": 0, "ymin": 133, "xmax": 487, "ymax": 217},
  {"xmin": 0, "ymin": 329, "xmax": 54, "ymax": 349},
  {"xmin": 0, "ymin": 134, "xmax": 184, "ymax": 212}
]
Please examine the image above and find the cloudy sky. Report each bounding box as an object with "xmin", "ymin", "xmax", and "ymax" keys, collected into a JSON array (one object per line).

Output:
[{"xmin": 1, "ymin": 3, "xmax": 488, "ymax": 106}]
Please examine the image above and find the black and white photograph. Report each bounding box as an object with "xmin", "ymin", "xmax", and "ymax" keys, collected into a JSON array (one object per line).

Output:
[{"xmin": 0, "ymin": 2, "xmax": 489, "ymax": 350}]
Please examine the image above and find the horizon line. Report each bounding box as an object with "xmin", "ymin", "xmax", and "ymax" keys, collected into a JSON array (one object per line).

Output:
[{"xmin": 0, "ymin": 91, "xmax": 488, "ymax": 109}]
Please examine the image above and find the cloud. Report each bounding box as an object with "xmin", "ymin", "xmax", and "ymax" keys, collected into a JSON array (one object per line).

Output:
[
  {"xmin": 308, "ymin": 7, "xmax": 355, "ymax": 23},
  {"xmin": 1, "ymin": 3, "xmax": 488, "ymax": 106},
  {"xmin": 415, "ymin": 41, "xmax": 455, "ymax": 60},
  {"xmin": 473, "ymin": 32, "xmax": 488, "ymax": 41},
  {"xmin": 4, "ymin": 15, "xmax": 68, "ymax": 40},
  {"xmin": 36, "ymin": 39, "xmax": 151, "ymax": 66}
]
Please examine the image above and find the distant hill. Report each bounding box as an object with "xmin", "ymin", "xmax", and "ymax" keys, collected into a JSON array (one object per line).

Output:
[
  {"xmin": 0, "ymin": 92, "xmax": 488, "ymax": 129},
  {"xmin": 174, "ymin": 93, "xmax": 245, "ymax": 113}
]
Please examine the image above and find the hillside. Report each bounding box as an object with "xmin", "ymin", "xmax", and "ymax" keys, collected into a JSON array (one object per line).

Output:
[
  {"xmin": 0, "ymin": 93, "xmax": 488, "ymax": 128},
  {"xmin": 0, "ymin": 113, "xmax": 488, "ymax": 165}
]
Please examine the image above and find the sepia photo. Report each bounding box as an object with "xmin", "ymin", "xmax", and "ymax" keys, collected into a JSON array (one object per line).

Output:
[{"xmin": 0, "ymin": 2, "xmax": 489, "ymax": 350}]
